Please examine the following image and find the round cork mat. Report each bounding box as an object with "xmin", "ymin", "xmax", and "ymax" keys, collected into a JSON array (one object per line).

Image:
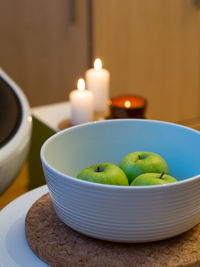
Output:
[{"xmin": 25, "ymin": 193, "xmax": 200, "ymax": 267}]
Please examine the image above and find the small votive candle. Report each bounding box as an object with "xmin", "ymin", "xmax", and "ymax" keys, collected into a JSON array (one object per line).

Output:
[
  {"xmin": 109, "ymin": 95, "xmax": 147, "ymax": 119},
  {"xmin": 69, "ymin": 78, "xmax": 94, "ymax": 125}
]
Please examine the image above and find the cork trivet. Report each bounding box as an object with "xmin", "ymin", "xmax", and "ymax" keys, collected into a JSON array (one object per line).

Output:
[{"xmin": 25, "ymin": 193, "xmax": 200, "ymax": 267}]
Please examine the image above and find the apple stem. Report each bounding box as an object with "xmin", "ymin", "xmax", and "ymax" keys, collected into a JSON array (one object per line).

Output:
[
  {"xmin": 135, "ymin": 154, "xmax": 141, "ymax": 163},
  {"xmin": 160, "ymin": 172, "xmax": 165, "ymax": 179},
  {"xmin": 96, "ymin": 165, "xmax": 101, "ymax": 172}
]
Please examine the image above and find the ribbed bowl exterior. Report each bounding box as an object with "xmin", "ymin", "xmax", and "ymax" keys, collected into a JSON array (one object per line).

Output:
[
  {"xmin": 43, "ymin": 164, "xmax": 200, "ymax": 242},
  {"xmin": 41, "ymin": 119, "xmax": 200, "ymax": 242}
]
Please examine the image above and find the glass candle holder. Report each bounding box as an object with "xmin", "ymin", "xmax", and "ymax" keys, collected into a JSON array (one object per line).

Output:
[{"xmin": 109, "ymin": 95, "xmax": 147, "ymax": 119}]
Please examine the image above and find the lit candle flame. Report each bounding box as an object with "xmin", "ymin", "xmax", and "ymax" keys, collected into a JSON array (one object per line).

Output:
[
  {"xmin": 77, "ymin": 78, "xmax": 85, "ymax": 91},
  {"xmin": 94, "ymin": 58, "xmax": 102, "ymax": 70},
  {"xmin": 124, "ymin": 100, "xmax": 131, "ymax": 108}
]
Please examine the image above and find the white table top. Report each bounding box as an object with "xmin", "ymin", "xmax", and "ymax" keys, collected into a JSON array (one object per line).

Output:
[
  {"xmin": 31, "ymin": 102, "xmax": 71, "ymax": 132},
  {"xmin": 31, "ymin": 101, "xmax": 107, "ymax": 132},
  {"xmin": 0, "ymin": 185, "xmax": 49, "ymax": 267}
]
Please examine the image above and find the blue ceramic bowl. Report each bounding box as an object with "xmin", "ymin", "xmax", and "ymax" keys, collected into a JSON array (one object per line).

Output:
[{"xmin": 41, "ymin": 119, "xmax": 200, "ymax": 242}]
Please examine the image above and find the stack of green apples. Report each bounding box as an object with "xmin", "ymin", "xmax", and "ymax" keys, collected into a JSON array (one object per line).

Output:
[{"xmin": 77, "ymin": 151, "xmax": 177, "ymax": 186}]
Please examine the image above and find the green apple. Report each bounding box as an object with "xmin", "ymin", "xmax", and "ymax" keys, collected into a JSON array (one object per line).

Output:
[
  {"xmin": 131, "ymin": 172, "xmax": 177, "ymax": 186},
  {"xmin": 119, "ymin": 151, "xmax": 169, "ymax": 184},
  {"xmin": 77, "ymin": 162, "xmax": 129, "ymax": 186}
]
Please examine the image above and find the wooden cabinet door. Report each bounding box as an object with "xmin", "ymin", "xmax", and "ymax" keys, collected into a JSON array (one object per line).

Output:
[
  {"xmin": 93, "ymin": 0, "xmax": 200, "ymax": 122},
  {"xmin": 0, "ymin": 0, "xmax": 90, "ymax": 107}
]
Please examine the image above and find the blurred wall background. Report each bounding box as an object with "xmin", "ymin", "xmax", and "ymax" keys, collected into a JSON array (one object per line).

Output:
[
  {"xmin": 93, "ymin": 0, "xmax": 200, "ymax": 122},
  {"xmin": 0, "ymin": 0, "xmax": 91, "ymax": 107},
  {"xmin": 0, "ymin": 0, "xmax": 200, "ymax": 123}
]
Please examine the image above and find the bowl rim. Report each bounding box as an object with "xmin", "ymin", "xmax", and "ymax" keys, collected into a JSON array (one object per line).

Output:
[
  {"xmin": 40, "ymin": 119, "xmax": 200, "ymax": 190},
  {"xmin": 0, "ymin": 68, "xmax": 32, "ymax": 160}
]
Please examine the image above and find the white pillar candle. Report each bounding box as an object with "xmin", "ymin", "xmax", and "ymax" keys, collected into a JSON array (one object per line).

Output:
[
  {"xmin": 69, "ymin": 78, "xmax": 94, "ymax": 126},
  {"xmin": 85, "ymin": 58, "xmax": 110, "ymax": 113}
]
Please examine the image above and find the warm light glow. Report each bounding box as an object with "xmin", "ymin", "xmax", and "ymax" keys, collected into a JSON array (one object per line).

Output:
[
  {"xmin": 124, "ymin": 100, "xmax": 131, "ymax": 108},
  {"xmin": 94, "ymin": 58, "xmax": 102, "ymax": 70},
  {"xmin": 77, "ymin": 78, "xmax": 85, "ymax": 91}
]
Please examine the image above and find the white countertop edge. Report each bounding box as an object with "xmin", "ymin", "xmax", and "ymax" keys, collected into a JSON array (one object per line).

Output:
[{"xmin": 31, "ymin": 102, "xmax": 71, "ymax": 132}]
